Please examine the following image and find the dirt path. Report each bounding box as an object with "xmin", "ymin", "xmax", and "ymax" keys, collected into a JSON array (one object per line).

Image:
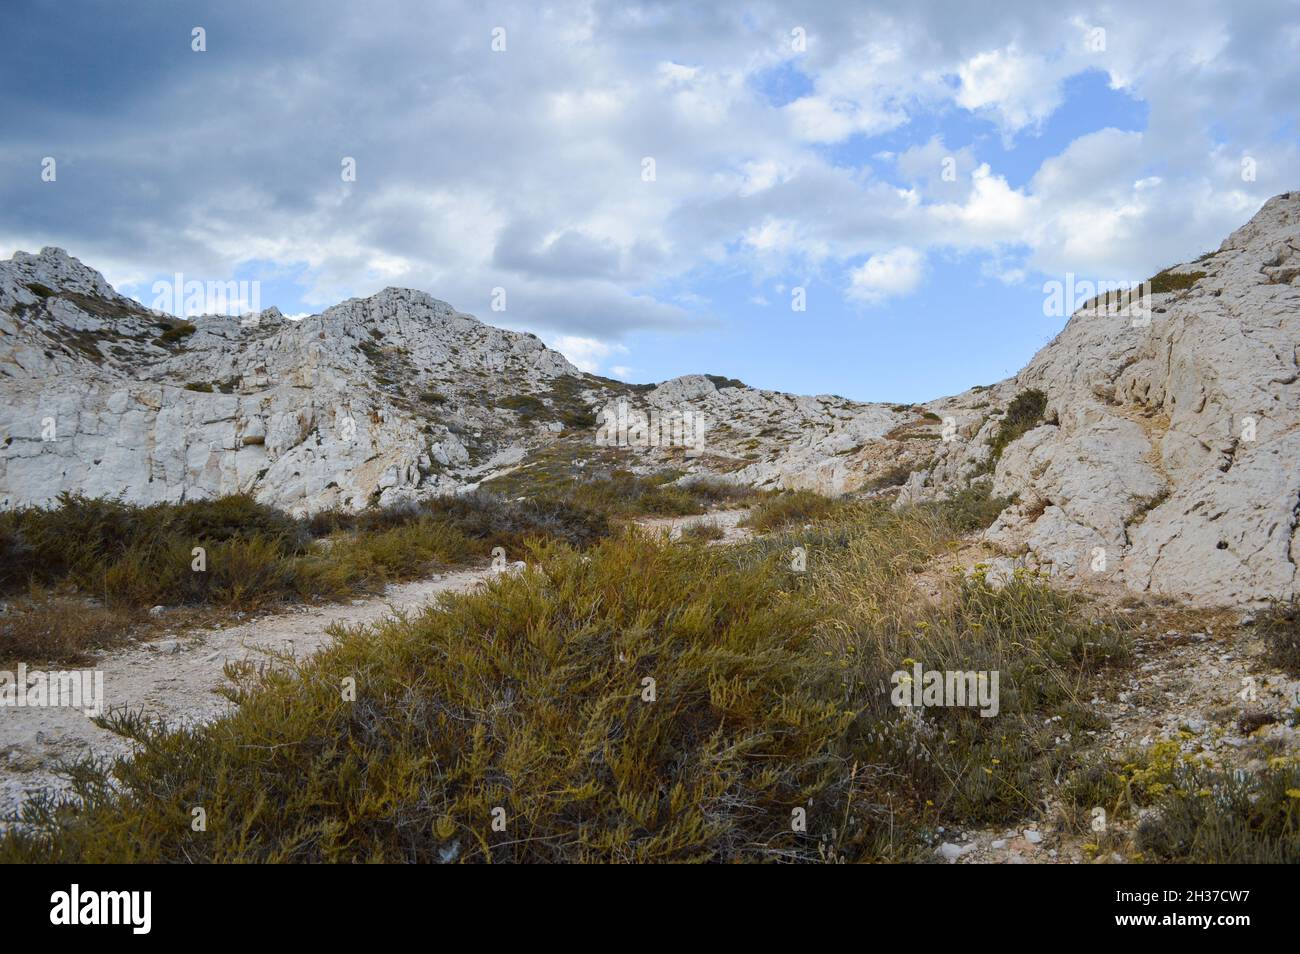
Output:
[
  {"xmin": 0, "ymin": 566, "xmax": 491, "ymax": 820},
  {"xmin": 633, "ymin": 507, "xmax": 753, "ymax": 543}
]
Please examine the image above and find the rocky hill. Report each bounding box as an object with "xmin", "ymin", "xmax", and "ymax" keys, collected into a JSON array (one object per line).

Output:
[
  {"xmin": 0, "ymin": 248, "xmax": 928, "ymax": 510},
  {"xmin": 901, "ymin": 192, "xmax": 1299, "ymax": 606},
  {"xmin": 2, "ymin": 193, "xmax": 1297, "ymax": 606}
]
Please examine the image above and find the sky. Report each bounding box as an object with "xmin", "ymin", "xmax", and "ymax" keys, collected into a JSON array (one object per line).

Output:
[{"xmin": 3, "ymin": 0, "xmax": 1298, "ymax": 402}]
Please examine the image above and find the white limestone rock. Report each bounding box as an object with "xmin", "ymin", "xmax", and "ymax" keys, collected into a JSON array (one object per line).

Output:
[{"xmin": 904, "ymin": 192, "xmax": 1300, "ymax": 605}]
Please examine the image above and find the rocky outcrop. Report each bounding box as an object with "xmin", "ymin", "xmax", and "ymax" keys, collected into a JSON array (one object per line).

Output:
[
  {"xmin": 900, "ymin": 192, "xmax": 1300, "ymax": 606},
  {"xmin": 0, "ymin": 249, "xmax": 597, "ymax": 513},
  {"xmin": 3, "ymin": 193, "xmax": 1297, "ymax": 606}
]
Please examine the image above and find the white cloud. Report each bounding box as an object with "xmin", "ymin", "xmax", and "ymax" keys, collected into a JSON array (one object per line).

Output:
[
  {"xmin": 548, "ymin": 335, "xmax": 628, "ymax": 373},
  {"xmin": 847, "ymin": 247, "xmax": 925, "ymax": 304},
  {"xmin": 955, "ymin": 45, "xmax": 1066, "ymax": 135}
]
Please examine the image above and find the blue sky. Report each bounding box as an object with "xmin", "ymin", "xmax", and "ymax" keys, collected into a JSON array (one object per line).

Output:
[{"xmin": 3, "ymin": 0, "xmax": 1297, "ymax": 402}]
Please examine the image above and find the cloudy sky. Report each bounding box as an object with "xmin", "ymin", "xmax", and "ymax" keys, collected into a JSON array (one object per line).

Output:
[{"xmin": 3, "ymin": 0, "xmax": 1298, "ymax": 401}]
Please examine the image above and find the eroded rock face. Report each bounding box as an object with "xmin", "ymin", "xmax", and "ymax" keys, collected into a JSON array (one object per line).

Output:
[
  {"xmin": 634, "ymin": 376, "xmax": 917, "ymax": 495},
  {"xmin": 900, "ymin": 192, "xmax": 1300, "ymax": 605},
  {"xmin": 0, "ymin": 249, "xmax": 592, "ymax": 514}
]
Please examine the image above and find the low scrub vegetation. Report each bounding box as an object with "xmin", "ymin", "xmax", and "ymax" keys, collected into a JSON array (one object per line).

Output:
[
  {"xmin": 678, "ymin": 520, "xmax": 724, "ymax": 542},
  {"xmin": 490, "ymin": 468, "xmax": 758, "ymax": 520},
  {"xmin": 919, "ymin": 482, "xmax": 1011, "ymax": 534},
  {"xmin": 1061, "ymin": 740, "xmax": 1300, "ymax": 862},
  {"xmin": 0, "ymin": 492, "xmax": 606, "ymax": 662},
  {"xmin": 2, "ymin": 499, "xmax": 1136, "ymax": 862},
  {"xmin": 865, "ymin": 462, "xmax": 913, "ymax": 491},
  {"xmin": 0, "ymin": 594, "xmax": 135, "ymax": 662},
  {"xmin": 6, "ymin": 486, "xmax": 1289, "ymax": 863}
]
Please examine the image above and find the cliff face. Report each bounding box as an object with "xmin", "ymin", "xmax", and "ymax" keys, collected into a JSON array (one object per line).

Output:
[
  {"xmin": 3, "ymin": 194, "xmax": 1298, "ymax": 606},
  {"xmin": 901, "ymin": 192, "xmax": 1300, "ymax": 605}
]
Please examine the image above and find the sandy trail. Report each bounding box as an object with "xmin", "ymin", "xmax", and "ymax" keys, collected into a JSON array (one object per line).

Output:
[
  {"xmin": 0, "ymin": 566, "xmax": 491, "ymax": 820},
  {"xmin": 633, "ymin": 507, "xmax": 753, "ymax": 543}
]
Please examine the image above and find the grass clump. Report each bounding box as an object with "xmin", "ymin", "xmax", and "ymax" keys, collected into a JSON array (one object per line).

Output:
[
  {"xmin": 742, "ymin": 489, "xmax": 852, "ymax": 532},
  {"xmin": 1134, "ymin": 761, "xmax": 1300, "ymax": 862},
  {"xmin": 987, "ymin": 389, "xmax": 1046, "ymax": 462},
  {"xmin": 565, "ymin": 472, "xmax": 705, "ymax": 518},
  {"xmin": 923, "ymin": 482, "xmax": 1011, "ymax": 534},
  {"xmin": 801, "ymin": 506, "xmax": 1129, "ymax": 826},
  {"xmin": 865, "ymin": 462, "xmax": 913, "ymax": 491},
  {"xmin": 1148, "ymin": 268, "xmax": 1206, "ymax": 295},
  {"xmin": 679, "ymin": 520, "xmax": 724, "ymax": 542},
  {"xmin": 1258, "ymin": 601, "xmax": 1300, "ymax": 676},
  {"xmin": 0, "ymin": 594, "xmax": 134, "ymax": 663},
  {"xmin": 183, "ymin": 382, "xmax": 214, "ymax": 393},
  {"xmin": 675, "ymin": 478, "xmax": 760, "ymax": 508}
]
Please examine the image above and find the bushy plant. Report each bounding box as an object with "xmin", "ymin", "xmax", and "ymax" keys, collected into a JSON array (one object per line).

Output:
[
  {"xmin": 988, "ymin": 389, "xmax": 1046, "ymax": 462},
  {"xmin": 1258, "ymin": 600, "xmax": 1300, "ymax": 676},
  {"xmin": 742, "ymin": 489, "xmax": 851, "ymax": 532}
]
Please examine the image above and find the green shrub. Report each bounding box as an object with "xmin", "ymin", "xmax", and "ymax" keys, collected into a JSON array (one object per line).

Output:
[
  {"xmin": 564, "ymin": 472, "xmax": 704, "ymax": 518},
  {"xmin": 1148, "ymin": 269, "xmax": 1206, "ymax": 295},
  {"xmin": 679, "ymin": 520, "xmax": 724, "ymax": 542},
  {"xmin": 704, "ymin": 374, "xmax": 747, "ymax": 390},
  {"xmin": 866, "ymin": 463, "xmax": 913, "ymax": 491},
  {"xmin": 923, "ymin": 482, "xmax": 1011, "ymax": 534},
  {"xmin": 157, "ymin": 321, "xmax": 196, "ymax": 344},
  {"xmin": 498, "ymin": 394, "xmax": 547, "ymax": 418},
  {"xmin": 0, "ymin": 492, "xmax": 607, "ymax": 655},
  {"xmin": 1133, "ymin": 761, "xmax": 1300, "ymax": 863},
  {"xmin": 0, "ymin": 535, "xmax": 884, "ymax": 862},
  {"xmin": 676, "ymin": 478, "xmax": 759, "ymax": 508},
  {"xmin": 988, "ymin": 389, "xmax": 1046, "ymax": 461},
  {"xmin": 742, "ymin": 490, "xmax": 852, "ymax": 532},
  {"xmin": 0, "ymin": 494, "xmax": 309, "ymax": 597},
  {"xmin": 1046, "ymin": 709, "xmax": 1300, "ymax": 862},
  {"xmin": 0, "ymin": 594, "xmax": 135, "ymax": 664},
  {"xmin": 307, "ymin": 492, "xmax": 608, "ymax": 552}
]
